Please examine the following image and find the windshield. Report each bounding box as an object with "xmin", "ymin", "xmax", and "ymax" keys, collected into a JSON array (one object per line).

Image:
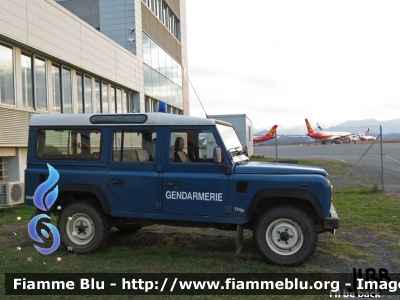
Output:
[{"xmin": 216, "ymin": 123, "xmax": 248, "ymax": 163}]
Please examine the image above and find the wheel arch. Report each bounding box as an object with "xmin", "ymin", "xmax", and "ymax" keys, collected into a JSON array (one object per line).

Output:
[
  {"xmin": 245, "ymin": 188, "xmax": 324, "ymax": 223},
  {"xmin": 55, "ymin": 184, "xmax": 111, "ymax": 215}
]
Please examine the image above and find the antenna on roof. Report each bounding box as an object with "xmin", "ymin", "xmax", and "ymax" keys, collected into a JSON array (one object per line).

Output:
[
  {"xmin": 175, "ymin": 55, "xmax": 208, "ymax": 118},
  {"xmin": 185, "ymin": 69, "xmax": 208, "ymax": 118}
]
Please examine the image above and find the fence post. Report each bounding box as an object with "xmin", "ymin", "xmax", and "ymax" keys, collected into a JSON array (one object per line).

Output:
[
  {"xmin": 332, "ymin": 135, "xmax": 380, "ymax": 194},
  {"xmin": 380, "ymin": 125, "xmax": 384, "ymax": 192},
  {"xmin": 275, "ymin": 131, "xmax": 278, "ymax": 163}
]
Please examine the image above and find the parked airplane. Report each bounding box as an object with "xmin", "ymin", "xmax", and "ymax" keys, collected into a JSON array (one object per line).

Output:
[
  {"xmin": 253, "ymin": 125, "xmax": 278, "ymax": 143},
  {"xmin": 358, "ymin": 131, "xmax": 376, "ymax": 141},
  {"xmin": 305, "ymin": 119, "xmax": 353, "ymax": 144}
]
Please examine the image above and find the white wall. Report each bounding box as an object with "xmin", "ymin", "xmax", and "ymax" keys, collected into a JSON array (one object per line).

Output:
[{"xmin": 0, "ymin": 0, "xmax": 142, "ymax": 98}]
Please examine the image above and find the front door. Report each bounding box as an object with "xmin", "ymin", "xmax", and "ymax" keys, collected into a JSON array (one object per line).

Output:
[
  {"xmin": 162, "ymin": 127, "xmax": 230, "ymax": 217},
  {"xmin": 106, "ymin": 127, "xmax": 160, "ymax": 213}
]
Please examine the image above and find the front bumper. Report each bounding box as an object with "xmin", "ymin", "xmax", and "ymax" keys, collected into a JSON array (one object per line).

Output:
[{"xmin": 324, "ymin": 204, "xmax": 340, "ymax": 233}]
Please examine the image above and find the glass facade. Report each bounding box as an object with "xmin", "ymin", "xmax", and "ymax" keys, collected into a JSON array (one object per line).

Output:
[{"xmin": 142, "ymin": 33, "xmax": 183, "ymax": 111}]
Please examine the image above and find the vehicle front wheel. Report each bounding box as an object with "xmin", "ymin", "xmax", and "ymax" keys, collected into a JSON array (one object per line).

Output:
[
  {"xmin": 253, "ymin": 205, "xmax": 317, "ymax": 266},
  {"xmin": 58, "ymin": 201, "xmax": 110, "ymax": 254}
]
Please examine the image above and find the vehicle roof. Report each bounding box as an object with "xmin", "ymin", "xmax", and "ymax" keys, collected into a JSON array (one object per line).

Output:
[{"xmin": 29, "ymin": 113, "xmax": 232, "ymax": 127}]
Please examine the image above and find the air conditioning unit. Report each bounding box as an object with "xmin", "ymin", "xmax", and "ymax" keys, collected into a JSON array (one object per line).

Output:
[{"xmin": 0, "ymin": 182, "xmax": 24, "ymax": 206}]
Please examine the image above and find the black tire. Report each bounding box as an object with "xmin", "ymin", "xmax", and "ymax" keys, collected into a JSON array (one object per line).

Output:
[
  {"xmin": 116, "ymin": 224, "xmax": 141, "ymax": 233},
  {"xmin": 58, "ymin": 201, "xmax": 110, "ymax": 254},
  {"xmin": 253, "ymin": 205, "xmax": 317, "ymax": 266}
]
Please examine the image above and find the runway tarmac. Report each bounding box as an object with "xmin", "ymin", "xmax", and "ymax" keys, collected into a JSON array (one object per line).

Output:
[{"xmin": 252, "ymin": 142, "xmax": 400, "ymax": 196}]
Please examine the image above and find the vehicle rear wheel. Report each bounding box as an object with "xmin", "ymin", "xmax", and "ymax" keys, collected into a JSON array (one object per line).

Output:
[
  {"xmin": 58, "ymin": 201, "xmax": 110, "ymax": 254},
  {"xmin": 253, "ymin": 205, "xmax": 317, "ymax": 266},
  {"xmin": 116, "ymin": 224, "xmax": 141, "ymax": 233}
]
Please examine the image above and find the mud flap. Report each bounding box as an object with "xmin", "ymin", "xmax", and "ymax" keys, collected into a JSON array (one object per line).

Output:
[{"xmin": 236, "ymin": 224, "xmax": 243, "ymax": 254}]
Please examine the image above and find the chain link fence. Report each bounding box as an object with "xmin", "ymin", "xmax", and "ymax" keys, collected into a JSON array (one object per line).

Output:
[{"xmin": 252, "ymin": 125, "xmax": 400, "ymax": 195}]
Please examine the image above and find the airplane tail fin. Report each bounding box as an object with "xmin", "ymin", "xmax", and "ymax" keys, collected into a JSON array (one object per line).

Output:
[
  {"xmin": 266, "ymin": 125, "xmax": 278, "ymax": 137},
  {"xmin": 305, "ymin": 119, "xmax": 314, "ymax": 134}
]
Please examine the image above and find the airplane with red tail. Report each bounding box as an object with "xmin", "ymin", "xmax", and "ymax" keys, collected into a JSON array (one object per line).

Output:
[
  {"xmin": 305, "ymin": 119, "xmax": 354, "ymax": 143},
  {"xmin": 253, "ymin": 125, "xmax": 278, "ymax": 143}
]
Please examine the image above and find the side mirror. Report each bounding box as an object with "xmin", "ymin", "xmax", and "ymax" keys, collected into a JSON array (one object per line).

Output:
[{"xmin": 213, "ymin": 146, "xmax": 222, "ymax": 164}]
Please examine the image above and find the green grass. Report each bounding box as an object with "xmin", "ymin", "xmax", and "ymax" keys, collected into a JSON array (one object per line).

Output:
[
  {"xmin": 333, "ymin": 186, "xmax": 400, "ymax": 231},
  {"xmin": 1, "ymin": 182, "xmax": 400, "ymax": 299},
  {"xmin": 0, "ymin": 205, "xmax": 35, "ymax": 226}
]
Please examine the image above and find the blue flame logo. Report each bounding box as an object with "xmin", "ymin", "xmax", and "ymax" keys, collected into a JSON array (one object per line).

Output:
[{"xmin": 28, "ymin": 164, "xmax": 61, "ymax": 255}]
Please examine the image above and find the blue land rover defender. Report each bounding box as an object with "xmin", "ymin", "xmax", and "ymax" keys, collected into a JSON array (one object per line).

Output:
[{"xmin": 25, "ymin": 113, "xmax": 339, "ymax": 266}]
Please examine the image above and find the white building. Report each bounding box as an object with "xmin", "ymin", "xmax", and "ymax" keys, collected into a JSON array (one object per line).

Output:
[{"xmin": 0, "ymin": 0, "xmax": 189, "ymax": 203}]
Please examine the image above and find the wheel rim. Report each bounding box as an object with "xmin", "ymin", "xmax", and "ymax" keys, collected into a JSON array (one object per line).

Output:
[
  {"xmin": 66, "ymin": 213, "xmax": 95, "ymax": 245},
  {"xmin": 265, "ymin": 218, "xmax": 303, "ymax": 255}
]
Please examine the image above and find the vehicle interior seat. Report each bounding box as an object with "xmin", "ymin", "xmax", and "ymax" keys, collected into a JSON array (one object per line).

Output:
[
  {"xmin": 122, "ymin": 149, "xmax": 138, "ymax": 161},
  {"xmin": 174, "ymin": 137, "xmax": 191, "ymax": 162},
  {"xmin": 135, "ymin": 149, "xmax": 149, "ymax": 162}
]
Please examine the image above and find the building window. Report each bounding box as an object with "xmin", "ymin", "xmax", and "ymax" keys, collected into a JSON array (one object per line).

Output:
[
  {"xmin": 116, "ymin": 88, "xmax": 122, "ymax": 113},
  {"xmin": 110, "ymin": 86, "xmax": 116, "ymax": 113},
  {"xmin": 52, "ymin": 65, "xmax": 62, "ymax": 113},
  {"xmin": 35, "ymin": 57, "xmax": 47, "ymax": 110},
  {"xmin": 101, "ymin": 82, "xmax": 108, "ymax": 113},
  {"xmin": 62, "ymin": 67, "xmax": 72, "ymax": 113},
  {"xmin": 126, "ymin": 91, "xmax": 135, "ymax": 113},
  {"xmin": 152, "ymin": 100, "xmax": 158, "ymax": 112},
  {"xmin": 77, "ymin": 73, "xmax": 84, "ymax": 113},
  {"xmin": 0, "ymin": 43, "xmax": 14, "ymax": 105},
  {"xmin": 156, "ymin": 0, "xmax": 161, "ymax": 20},
  {"xmin": 21, "ymin": 54, "xmax": 47, "ymax": 110},
  {"xmin": 95, "ymin": 80, "xmax": 101, "ymax": 113},
  {"xmin": 145, "ymin": 97, "xmax": 150, "ymax": 112},
  {"xmin": 84, "ymin": 76, "xmax": 92, "ymax": 113},
  {"xmin": 21, "ymin": 53, "xmax": 33, "ymax": 108}
]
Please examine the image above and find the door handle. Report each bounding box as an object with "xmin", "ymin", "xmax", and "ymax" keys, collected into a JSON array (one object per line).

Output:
[
  {"xmin": 168, "ymin": 182, "xmax": 182, "ymax": 188},
  {"xmin": 112, "ymin": 180, "xmax": 125, "ymax": 185}
]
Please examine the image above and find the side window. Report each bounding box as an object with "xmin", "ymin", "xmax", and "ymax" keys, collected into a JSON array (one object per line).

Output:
[
  {"xmin": 170, "ymin": 130, "xmax": 219, "ymax": 163},
  {"xmin": 36, "ymin": 129, "xmax": 101, "ymax": 160},
  {"xmin": 113, "ymin": 130, "xmax": 156, "ymax": 162}
]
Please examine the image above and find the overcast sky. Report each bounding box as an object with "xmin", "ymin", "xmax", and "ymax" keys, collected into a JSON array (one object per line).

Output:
[{"xmin": 185, "ymin": 0, "xmax": 400, "ymax": 129}]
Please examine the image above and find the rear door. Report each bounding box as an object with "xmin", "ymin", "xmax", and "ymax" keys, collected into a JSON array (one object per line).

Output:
[{"xmin": 106, "ymin": 126, "xmax": 161, "ymax": 213}]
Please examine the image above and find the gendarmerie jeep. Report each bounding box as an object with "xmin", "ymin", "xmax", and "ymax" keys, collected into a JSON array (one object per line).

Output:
[{"xmin": 25, "ymin": 113, "xmax": 339, "ymax": 266}]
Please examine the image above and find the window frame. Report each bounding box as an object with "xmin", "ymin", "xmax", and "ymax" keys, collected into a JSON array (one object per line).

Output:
[
  {"xmin": 35, "ymin": 128, "xmax": 102, "ymax": 161},
  {"xmin": 0, "ymin": 42, "xmax": 15, "ymax": 106}
]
